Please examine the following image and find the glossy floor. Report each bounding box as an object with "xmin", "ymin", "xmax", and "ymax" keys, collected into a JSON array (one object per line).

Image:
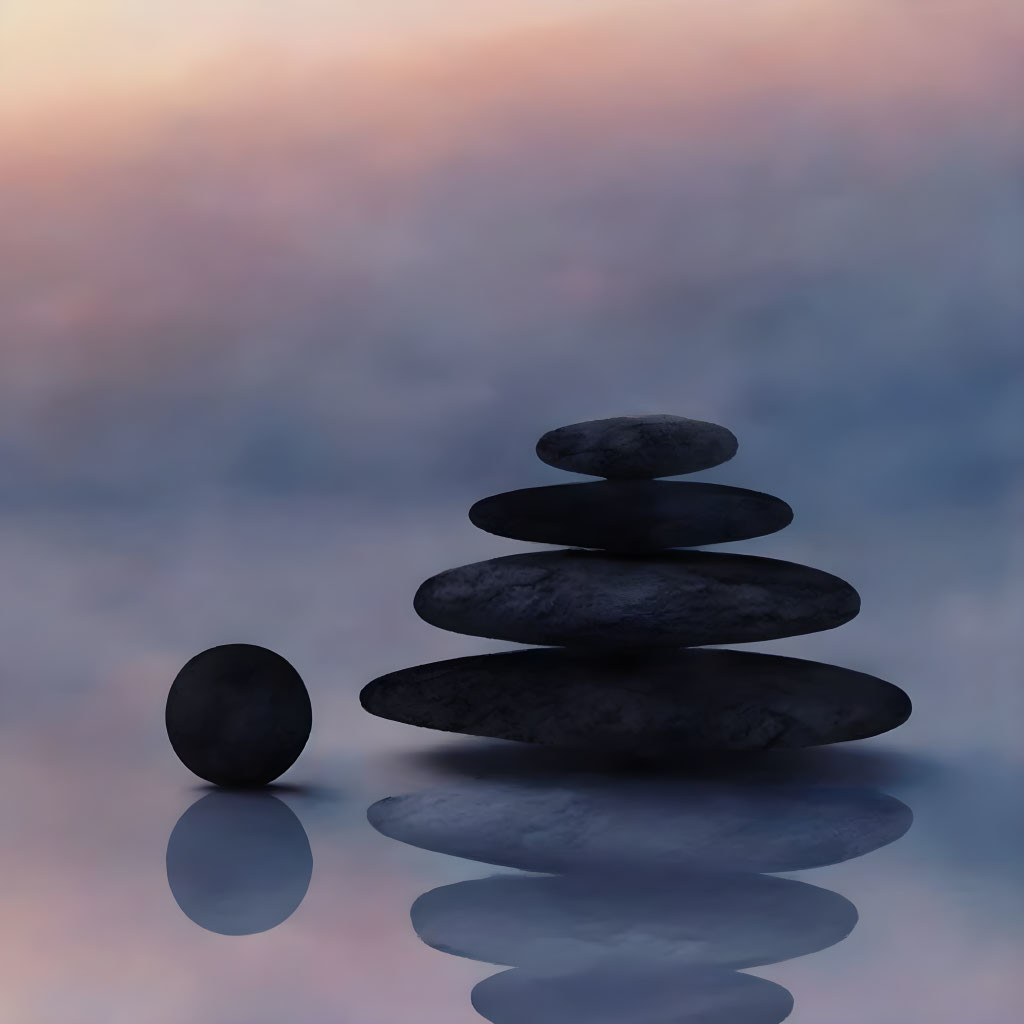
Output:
[{"xmin": 3, "ymin": 720, "xmax": 1021, "ymax": 1022}]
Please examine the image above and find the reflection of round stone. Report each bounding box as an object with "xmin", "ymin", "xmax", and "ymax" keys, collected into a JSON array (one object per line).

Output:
[
  {"xmin": 165, "ymin": 644, "xmax": 312, "ymax": 787},
  {"xmin": 166, "ymin": 791, "xmax": 313, "ymax": 935}
]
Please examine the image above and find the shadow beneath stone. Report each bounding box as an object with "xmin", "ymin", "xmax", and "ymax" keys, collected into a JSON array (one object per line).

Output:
[
  {"xmin": 166, "ymin": 790, "xmax": 313, "ymax": 935},
  {"xmin": 194, "ymin": 780, "xmax": 342, "ymax": 799},
  {"xmin": 407, "ymin": 736, "xmax": 940, "ymax": 789}
]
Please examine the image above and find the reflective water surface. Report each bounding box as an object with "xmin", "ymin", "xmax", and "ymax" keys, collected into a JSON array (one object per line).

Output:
[{"xmin": 2, "ymin": 726, "xmax": 1020, "ymax": 1023}]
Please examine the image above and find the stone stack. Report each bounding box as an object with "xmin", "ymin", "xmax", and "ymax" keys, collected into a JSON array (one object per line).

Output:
[{"xmin": 360, "ymin": 414, "xmax": 911, "ymax": 754}]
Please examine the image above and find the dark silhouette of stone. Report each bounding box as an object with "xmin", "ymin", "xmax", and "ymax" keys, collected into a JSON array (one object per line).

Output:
[
  {"xmin": 411, "ymin": 870, "xmax": 856, "ymax": 970},
  {"xmin": 536, "ymin": 414, "xmax": 738, "ymax": 478},
  {"xmin": 165, "ymin": 644, "xmax": 312, "ymax": 787},
  {"xmin": 414, "ymin": 550, "xmax": 859, "ymax": 648},
  {"xmin": 468, "ymin": 480, "xmax": 793, "ymax": 550},
  {"xmin": 359, "ymin": 647, "xmax": 911, "ymax": 753},
  {"xmin": 472, "ymin": 966, "xmax": 794, "ymax": 1024},
  {"xmin": 165, "ymin": 791, "xmax": 313, "ymax": 935},
  {"xmin": 367, "ymin": 779, "xmax": 912, "ymax": 874}
]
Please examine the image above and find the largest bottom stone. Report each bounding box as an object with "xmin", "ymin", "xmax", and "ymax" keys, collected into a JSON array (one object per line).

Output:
[{"xmin": 359, "ymin": 647, "xmax": 911, "ymax": 754}]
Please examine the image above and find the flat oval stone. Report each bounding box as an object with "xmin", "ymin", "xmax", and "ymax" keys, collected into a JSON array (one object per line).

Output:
[
  {"xmin": 468, "ymin": 481, "xmax": 793, "ymax": 550},
  {"xmin": 473, "ymin": 967, "xmax": 794, "ymax": 1024},
  {"xmin": 412, "ymin": 871, "xmax": 856, "ymax": 971},
  {"xmin": 360, "ymin": 648, "xmax": 911, "ymax": 753},
  {"xmin": 536, "ymin": 415, "xmax": 738, "ymax": 479},
  {"xmin": 367, "ymin": 780, "xmax": 912, "ymax": 874},
  {"xmin": 413, "ymin": 550, "xmax": 860, "ymax": 647}
]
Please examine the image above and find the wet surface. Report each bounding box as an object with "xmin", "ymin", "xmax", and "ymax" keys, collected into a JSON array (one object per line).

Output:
[{"xmin": 2, "ymin": 729, "xmax": 1020, "ymax": 1022}]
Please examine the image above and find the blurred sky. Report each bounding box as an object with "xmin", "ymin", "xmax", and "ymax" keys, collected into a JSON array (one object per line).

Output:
[{"xmin": 1, "ymin": 1, "xmax": 1022, "ymax": 1021}]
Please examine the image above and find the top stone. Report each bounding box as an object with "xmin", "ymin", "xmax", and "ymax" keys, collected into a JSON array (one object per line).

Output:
[{"xmin": 536, "ymin": 415, "xmax": 738, "ymax": 479}]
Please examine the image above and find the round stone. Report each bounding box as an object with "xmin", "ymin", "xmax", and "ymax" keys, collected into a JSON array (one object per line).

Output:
[
  {"xmin": 412, "ymin": 871, "xmax": 856, "ymax": 971},
  {"xmin": 473, "ymin": 967, "xmax": 794, "ymax": 1024},
  {"xmin": 367, "ymin": 780, "xmax": 912, "ymax": 874},
  {"xmin": 165, "ymin": 644, "xmax": 312, "ymax": 787},
  {"xmin": 536, "ymin": 414, "xmax": 738, "ymax": 478},
  {"xmin": 360, "ymin": 648, "xmax": 911, "ymax": 753},
  {"xmin": 468, "ymin": 480, "xmax": 793, "ymax": 550},
  {"xmin": 413, "ymin": 550, "xmax": 860, "ymax": 648},
  {"xmin": 165, "ymin": 791, "xmax": 313, "ymax": 935}
]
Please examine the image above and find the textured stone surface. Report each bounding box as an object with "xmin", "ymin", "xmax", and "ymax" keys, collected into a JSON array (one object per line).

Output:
[
  {"xmin": 412, "ymin": 871, "xmax": 856, "ymax": 970},
  {"xmin": 536, "ymin": 414, "xmax": 738, "ymax": 478},
  {"xmin": 165, "ymin": 791, "xmax": 313, "ymax": 935},
  {"xmin": 414, "ymin": 550, "xmax": 860, "ymax": 647},
  {"xmin": 165, "ymin": 644, "xmax": 312, "ymax": 787},
  {"xmin": 360, "ymin": 648, "xmax": 911, "ymax": 753},
  {"xmin": 473, "ymin": 967, "xmax": 794, "ymax": 1024},
  {"xmin": 367, "ymin": 780, "xmax": 912, "ymax": 874},
  {"xmin": 468, "ymin": 480, "xmax": 793, "ymax": 550}
]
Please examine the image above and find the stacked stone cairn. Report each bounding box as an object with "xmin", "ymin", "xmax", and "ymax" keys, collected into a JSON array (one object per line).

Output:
[{"xmin": 360, "ymin": 414, "xmax": 911, "ymax": 756}]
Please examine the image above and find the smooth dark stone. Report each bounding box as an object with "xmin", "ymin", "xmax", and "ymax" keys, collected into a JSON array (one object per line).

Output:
[
  {"xmin": 414, "ymin": 550, "xmax": 860, "ymax": 647},
  {"xmin": 367, "ymin": 780, "xmax": 912, "ymax": 874},
  {"xmin": 165, "ymin": 791, "xmax": 313, "ymax": 935},
  {"xmin": 468, "ymin": 481, "xmax": 793, "ymax": 550},
  {"xmin": 165, "ymin": 644, "xmax": 312, "ymax": 787},
  {"xmin": 412, "ymin": 871, "xmax": 856, "ymax": 970},
  {"xmin": 536, "ymin": 415, "xmax": 738, "ymax": 479},
  {"xmin": 360, "ymin": 648, "xmax": 912, "ymax": 753},
  {"xmin": 473, "ymin": 967, "xmax": 794, "ymax": 1024}
]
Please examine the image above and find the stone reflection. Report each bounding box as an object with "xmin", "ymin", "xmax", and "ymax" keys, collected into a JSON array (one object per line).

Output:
[
  {"xmin": 368, "ymin": 767, "xmax": 912, "ymax": 1022},
  {"xmin": 368, "ymin": 777, "xmax": 912, "ymax": 874},
  {"xmin": 473, "ymin": 965, "xmax": 796, "ymax": 1024},
  {"xmin": 166, "ymin": 790, "xmax": 312, "ymax": 935},
  {"xmin": 412, "ymin": 869, "xmax": 857, "ymax": 970}
]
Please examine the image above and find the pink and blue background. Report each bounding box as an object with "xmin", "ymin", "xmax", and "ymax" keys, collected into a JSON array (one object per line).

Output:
[{"xmin": 1, "ymin": 1, "xmax": 1022, "ymax": 1020}]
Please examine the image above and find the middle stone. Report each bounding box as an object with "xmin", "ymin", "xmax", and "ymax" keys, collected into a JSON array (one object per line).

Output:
[
  {"xmin": 468, "ymin": 480, "xmax": 793, "ymax": 551},
  {"xmin": 413, "ymin": 550, "xmax": 860, "ymax": 648}
]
